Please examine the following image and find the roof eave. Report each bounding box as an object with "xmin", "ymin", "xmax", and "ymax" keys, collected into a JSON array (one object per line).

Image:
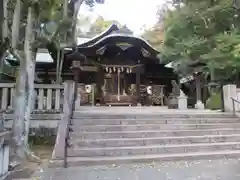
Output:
[{"xmin": 77, "ymin": 24, "xmax": 120, "ymax": 47}]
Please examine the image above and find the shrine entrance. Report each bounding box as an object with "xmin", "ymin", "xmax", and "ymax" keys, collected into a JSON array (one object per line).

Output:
[{"xmin": 101, "ymin": 65, "xmax": 142, "ymax": 106}]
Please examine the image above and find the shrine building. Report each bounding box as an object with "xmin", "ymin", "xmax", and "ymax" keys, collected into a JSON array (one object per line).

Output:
[{"xmin": 6, "ymin": 24, "xmax": 181, "ymax": 107}]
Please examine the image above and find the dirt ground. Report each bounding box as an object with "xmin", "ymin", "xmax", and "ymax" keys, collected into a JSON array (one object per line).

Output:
[{"xmin": 6, "ymin": 145, "xmax": 53, "ymax": 180}]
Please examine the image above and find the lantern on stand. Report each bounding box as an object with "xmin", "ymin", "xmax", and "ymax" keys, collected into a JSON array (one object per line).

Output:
[
  {"xmin": 189, "ymin": 61, "xmax": 206, "ymax": 109},
  {"xmin": 67, "ymin": 49, "xmax": 86, "ymax": 110}
]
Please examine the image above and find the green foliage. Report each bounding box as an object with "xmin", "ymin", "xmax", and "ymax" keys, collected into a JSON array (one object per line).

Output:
[
  {"xmin": 206, "ymin": 91, "xmax": 222, "ymax": 110},
  {"xmin": 90, "ymin": 16, "xmax": 116, "ymax": 34},
  {"xmin": 29, "ymin": 135, "xmax": 56, "ymax": 146},
  {"xmin": 160, "ymin": 0, "xmax": 240, "ymax": 80}
]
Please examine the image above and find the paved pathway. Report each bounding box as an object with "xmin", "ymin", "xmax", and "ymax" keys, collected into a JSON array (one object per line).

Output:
[{"xmin": 33, "ymin": 159, "xmax": 240, "ymax": 180}]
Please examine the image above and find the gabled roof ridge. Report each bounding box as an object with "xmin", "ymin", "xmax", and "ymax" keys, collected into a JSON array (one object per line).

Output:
[
  {"xmin": 78, "ymin": 33, "xmax": 160, "ymax": 55},
  {"xmin": 78, "ymin": 24, "xmax": 120, "ymax": 47}
]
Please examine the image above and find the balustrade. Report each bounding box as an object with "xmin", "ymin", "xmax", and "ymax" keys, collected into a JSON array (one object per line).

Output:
[{"xmin": 0, "ymin": 83, "xmax": 64, "ymax": 112}]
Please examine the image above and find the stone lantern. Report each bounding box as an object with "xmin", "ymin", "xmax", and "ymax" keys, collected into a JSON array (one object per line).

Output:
[
  {"xmin": 67, "ymin": 50, "xmax": 86, "ymax": 110},
  {"xmin": 189, "ymin": 61, "xmax": 206, "ymax": 109}
]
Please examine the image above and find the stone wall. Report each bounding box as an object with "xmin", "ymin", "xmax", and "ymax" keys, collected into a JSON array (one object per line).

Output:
[{"xmin": 4, "ymin": 113, "xmax": 59, "ymax": 143}]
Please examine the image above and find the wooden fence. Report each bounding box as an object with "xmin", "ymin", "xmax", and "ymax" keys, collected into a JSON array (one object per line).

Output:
[{"xmin": 0, "ymin": 83, "xmax": 64, "ymax": 112}]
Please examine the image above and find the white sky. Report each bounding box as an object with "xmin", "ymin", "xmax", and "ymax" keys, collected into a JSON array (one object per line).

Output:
[{"xmin": 79, "ymin": 0, "xmax": 166, "ymax": 35}]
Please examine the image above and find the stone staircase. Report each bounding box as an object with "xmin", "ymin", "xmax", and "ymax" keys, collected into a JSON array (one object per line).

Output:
[{"xmin": 52, "ymin": 107, "xmax": 240, "ymax": 166}]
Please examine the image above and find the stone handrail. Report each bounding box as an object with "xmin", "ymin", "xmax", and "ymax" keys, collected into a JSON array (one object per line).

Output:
[
  {"xmin": 52, "ymin": 81, "xmax": 75, "ymax": 168},
  {"xmin": 0, "ymin": 130, "xmax": 11, "ymax": 178},
  {"xmin": 231, "ymin": 97, "xmax": 240, "ymax": 115}
]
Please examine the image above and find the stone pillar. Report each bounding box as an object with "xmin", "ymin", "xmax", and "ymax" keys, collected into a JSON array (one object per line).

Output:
[
  {"xmin": 178, "ymin": 90, "xmax": 188, "ymax": 110},
  {"xmin": 136, "ymin": 72, "xmax": 141, "ymax": 105},
  {"xmin": 194, "ymin": 73, "xmax": 205, "ymax": 109},
  {"xmin": 223, "ymin": 84, "xmax": 237, "ymax": 112},
  {"xmin": 71, "ymin": 61, "xmax": 81, "ymax": 110}
]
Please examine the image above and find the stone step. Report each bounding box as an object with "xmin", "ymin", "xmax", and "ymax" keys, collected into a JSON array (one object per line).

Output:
[
  {"xmin": 50, "ymin": 150, "xmax": 240, "ymax": 167},
  {"xmin": 68, "ymin": 142, "xmax": 240, "ymax": 157},
  {"xmin": 72, "ymin": 118, "xmax": 240, "ymax": 125},
  {"xmin": 71, "ymin": 134, "xmax": 240, "ymax": 148},
  {"xmin": 71, "ymin": 128, "xmax": 240, "ymax": 139},
  {"xmin": 72, "ymin": 123, "xmax": 240, "ymax": 132},
  {"xmin": 73, "ymin": 113, "xmax": 236, "ymax": 119}
]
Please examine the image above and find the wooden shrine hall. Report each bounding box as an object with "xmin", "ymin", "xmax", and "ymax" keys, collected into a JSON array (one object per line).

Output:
[
  {"xmin": 7, "ymin": 24, "xmax": 179, "ymax": 107},
  {"xmin": 65, "ymin": 24, "xmax": 179, "ymax": 106}
]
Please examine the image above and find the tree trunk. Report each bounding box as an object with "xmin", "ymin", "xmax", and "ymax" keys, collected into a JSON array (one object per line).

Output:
[
  {"xmin": 71, "ymin": 0, "xmax": 84, "ymax": 45},
  {"xmin": 2, "ymin": 0, "xmax": 8, "ymax": 41},
  {"xmin": 0, "ymin": 0, "xmax": 3, "ymax": 41},
  {"xmin": 23, "ymin": 5, "xmax": 35, "ymax": 148},
  {"xmin": 12, "ymin": 5, "xmax": 35, "ymax": 160},
  {"xmin": 11, "ymin": 0, "xmax": 21, "ymax": 49},
  {"xmin": 0, "ymin": 0, "xmax": 9, "ymax": 61},
  {"xmin": 12, "ymin": 56, "xmax": 27, "ymax": 159}
]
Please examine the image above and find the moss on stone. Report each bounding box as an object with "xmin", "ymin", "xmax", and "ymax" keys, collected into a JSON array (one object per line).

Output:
[{"xmin": 206, "ymin": 91, "xmax": 222, "ymax": 110}]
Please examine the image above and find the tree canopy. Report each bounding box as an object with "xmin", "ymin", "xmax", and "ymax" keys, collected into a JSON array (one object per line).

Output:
[
  {"xmin": 76, "ymin": 15, "xmax": 133, "ymax": 37},
  {"xmin": 160, "ymin": 0, "xmax": 240, "ymax": 81}
]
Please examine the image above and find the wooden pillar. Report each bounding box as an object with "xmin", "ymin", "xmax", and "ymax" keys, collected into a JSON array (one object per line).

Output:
[
  {"xmin": 136, "ymin": 72, "xmax": 140, "ymax": 104},
  {"xmin": 113, "ymin": 73, "xmax": 118, "ymax": 94},
  {"xmin": 123, "ymin": 74, "xmax": 127, "ymax": 95},
  {"xmin": 71, "ymin": 61, "xmax": 81, "ymax": 110},
  {"xmin": 96, "ymin": 67, "xmax": 103, "ymax": 101},
  {"xmin": 103, "ymin": 78, "xmax": 107, "ymax": 96},
  {"xmin": 117, "ymin": 69, "xmax": 120, "ymax": 101}
]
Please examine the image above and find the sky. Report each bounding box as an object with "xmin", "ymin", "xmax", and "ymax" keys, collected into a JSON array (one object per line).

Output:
[{"xmin": 79, "ymin": 0, "xmax": 166, "ymax": 35}]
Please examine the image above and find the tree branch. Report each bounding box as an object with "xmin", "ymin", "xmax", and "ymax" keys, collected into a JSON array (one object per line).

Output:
[{"xmin": 72, "ymin": 0, "xmax": 85, "ymax": 45}]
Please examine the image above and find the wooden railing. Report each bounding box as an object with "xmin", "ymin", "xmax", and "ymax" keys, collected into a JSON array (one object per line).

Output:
[{"xmin": 0, "ymin": 83, "xmax": 64, "ymax": 112}]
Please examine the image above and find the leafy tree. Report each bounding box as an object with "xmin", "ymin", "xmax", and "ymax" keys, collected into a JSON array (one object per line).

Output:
[
  {"xmin": 89, "ymin": 16, "xmax": 121, "ymax": 35},
  {"xmin": 141, "ymin": 3, "xmax": 170, "ymax": 57},
  {"xmin": 161, "ymin": 0, "xmax": 240, "ymax": 82},
  {"xmin": 2, "ymin": 0, "xmax": 104, "ymax": 161}
]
